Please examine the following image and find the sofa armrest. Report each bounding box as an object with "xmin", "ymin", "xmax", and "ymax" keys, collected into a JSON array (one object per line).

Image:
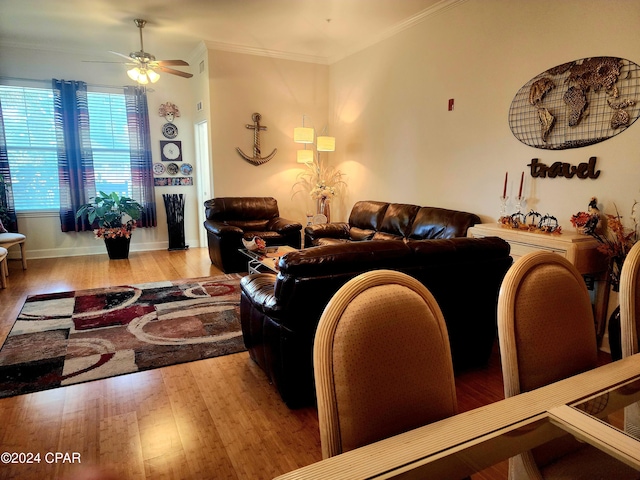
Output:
[
  {"xmin": 240, "ymin": 273, "xmax": 278, "ymax": 312},
  {"xmin": 305, "ymin": 222, "xmax": 350, "ymax": 240},
  {"xmin": 267, "ymin": 217, "xmax": 302, "ymax": 234},
  {"xmin": 203, "ymin": 219, "xmax": 243, "ymax": 237}
]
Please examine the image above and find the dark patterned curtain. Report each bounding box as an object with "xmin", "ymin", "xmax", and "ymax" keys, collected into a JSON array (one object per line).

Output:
[
  {"xmin": 0, "ymin": 100, "xmax": 18, "ymax": 232},
  {"xmin": 53, "ymin": 79, "xmax": 96, "ymax": 232},
  {"xmin": 124, "ymin": 86, "xmax": 156, "ymax": 228}
]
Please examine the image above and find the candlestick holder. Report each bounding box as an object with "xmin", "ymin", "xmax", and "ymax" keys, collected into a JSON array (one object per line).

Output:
[
  {"xmin": 514, "ymin": 196, "xmax": 525, "ymax": 215},
  {"xmin": 498, "ymin": 196, "xmax": 509, "ymax": 225}
]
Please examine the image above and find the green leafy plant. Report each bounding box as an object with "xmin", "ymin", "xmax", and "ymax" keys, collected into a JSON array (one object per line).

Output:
[{"xmin": 76, "ymin": 191, "xmax": 143, "ymax": 239}]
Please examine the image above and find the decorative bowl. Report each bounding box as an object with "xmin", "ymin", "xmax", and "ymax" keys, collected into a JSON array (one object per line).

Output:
[{"xmin": 242, "ymin": 237, "xmax": 267, "ymax": 253}]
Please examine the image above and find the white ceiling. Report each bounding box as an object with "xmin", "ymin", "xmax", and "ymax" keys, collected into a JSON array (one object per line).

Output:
[{"xmin": 0, "ymin": 0, "xmax": 454, "ymax": 65}]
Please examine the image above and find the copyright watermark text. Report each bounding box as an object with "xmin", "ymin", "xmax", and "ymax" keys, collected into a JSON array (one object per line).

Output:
[{"xmin": 1, "ymin": 452, "xmax": 81, "ymax": 464}]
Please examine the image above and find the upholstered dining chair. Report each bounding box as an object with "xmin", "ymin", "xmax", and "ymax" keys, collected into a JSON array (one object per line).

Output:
[
  {"xmin": 0, "ymin": 231, "xmax": 27, "ymax": 270},
  {"xmin": 0, "ymin": 246, "xmax": 7, "ymax": 288},
  {"xmin": 620, "ymin": 241, "xmax": 640, "ymax": 439},
  {"xmin": 498, "ymin": 251, "xmax": 639, "ymax": 480},
  {"xmin": 313, "ymin": 269, "xmax": 458, "ymax": 460}
]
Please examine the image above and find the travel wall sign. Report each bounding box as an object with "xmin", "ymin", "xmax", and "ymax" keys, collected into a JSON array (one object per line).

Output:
[
  {"xmin": 527, "ymin": 156, "xmax": 600, "ymax": 179},
  {"xmin": 509, "ymin": 56, "xmax": 640, "ymax": 150}
]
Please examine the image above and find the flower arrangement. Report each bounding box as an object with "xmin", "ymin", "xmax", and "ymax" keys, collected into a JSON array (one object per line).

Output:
[
  {"xmin": 76, "ymin": 191, "xmax": 143, "ymax": 240},
  {"xmin": 94, "ymin": 225, "xmax": 136, "ymax": 240},
  {"xmin": 292, "ymin": 160, "xmax": 346, "ymax": 202},
  {"xmin": 572, "ymin": 198, "xmax": 638, "ymax": 291},
  {"xmin": 570, "ymin": 211, "xmax": 597, "ymax": 232}
]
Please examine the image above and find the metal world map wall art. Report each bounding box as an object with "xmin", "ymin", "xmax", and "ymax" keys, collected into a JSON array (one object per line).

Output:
[{"xmin": 509, "ymin": 56, "xmax": 640, "ymax": 150}]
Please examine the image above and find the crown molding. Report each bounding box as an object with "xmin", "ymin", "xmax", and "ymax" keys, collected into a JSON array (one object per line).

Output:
[
  {"xmin": 203, "ymin": 40, "xmax": 329, "ymax": 65},
  {"xmin": 1, "ymin": 0, "xmax": 467, "ymax": 67},
  {"xmin": 203, "ymin": 0, "xmax": 466, "ymax": 65},
  {"xmin": 328, "ymin": 0, "xmax": 468, "ymax": 64}
]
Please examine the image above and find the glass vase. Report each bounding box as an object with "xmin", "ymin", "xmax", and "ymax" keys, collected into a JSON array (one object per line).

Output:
[{"xmin": 317, "ymin": 197, "xmax": 331, "ymax": 223}]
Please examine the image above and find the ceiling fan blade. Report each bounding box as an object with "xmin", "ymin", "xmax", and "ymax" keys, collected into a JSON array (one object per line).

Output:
[
  {"xmin": 156, "ymin": 60, "xmax": 189, "ymax": 67},
  {"xmin": 109, "ymin": 51, "xmax": 136, "ymax": 61},
  {"xmin": 82, "ymin": 60, "xmax": 133, "ymax": 64},
  {"xmin": 158, "ymin": 66, "xmax": 193, "ymax": 78}
]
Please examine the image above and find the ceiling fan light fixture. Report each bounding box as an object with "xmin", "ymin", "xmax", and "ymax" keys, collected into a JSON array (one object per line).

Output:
[
  {"xmin": 136, "ymin": 70, "xmax": 149, "ymax": 85},
  {"xmin": 147, "ymin": 69, "xmax": 160, "ymax": 83},
  {"xmin": 127, "ymin": 67, "xmax": 140, "ymax": 81}
]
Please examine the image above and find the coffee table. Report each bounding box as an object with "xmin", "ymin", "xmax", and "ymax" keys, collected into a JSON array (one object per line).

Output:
[{"xmin": 239, "ymin": 245, "xmax": 297, "ymax": 274}]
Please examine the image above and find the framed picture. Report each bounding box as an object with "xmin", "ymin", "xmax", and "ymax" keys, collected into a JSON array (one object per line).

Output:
[{"xmin": 160, "ymin": 140, "xmax": 182, "ymax": 162}]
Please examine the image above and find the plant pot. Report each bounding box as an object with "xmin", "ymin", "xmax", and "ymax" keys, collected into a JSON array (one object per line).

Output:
[{"xmin": 104, "ymin": 236, "xmax": 131, "ymax": 260}]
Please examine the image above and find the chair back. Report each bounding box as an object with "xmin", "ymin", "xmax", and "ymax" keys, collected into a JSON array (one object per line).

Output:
[
  {"xmin": 314, "ymin": 269, "xmax": 457, "ymax": 459},
  {"xmin": 498, "ymin": 252, "xmax": 599, "ymax": 478},
  {"xmin": 620, "ymin": 241, "xmax": 640, "ymax": 439},
  {"xmin": 620, "ymin": 241, "xmax": 640, "ymax": 358},
  {"xmin": 498, "ymin": 252, "xmax": 598, "ymax": 395}
]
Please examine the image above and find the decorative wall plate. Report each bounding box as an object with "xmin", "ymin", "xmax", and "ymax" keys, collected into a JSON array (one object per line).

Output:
[
  {"xmin": 153, "ymin": 163, "xmax": 165, "ymax": 175},
  {"xmin": 166, "ymin": 163, "xmax": 179, "ymax": 175},
  {"xmin": 180, "ymin": 163, "xmax": 193, "ymax": 175},
  {"xmin": 162, "ymin": 122, "xmax": 178, "ymax": 139},
  {"xmin": 509, "ymin": 56, "xmax": 640, "ymax": 150},
  {"xmin": 160, "ymin": 141, "xmax": 182, "ymax": 162}
]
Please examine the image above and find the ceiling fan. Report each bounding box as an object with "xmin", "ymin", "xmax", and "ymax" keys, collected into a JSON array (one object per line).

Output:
[{"xmin": 106, "ymin": 19, "xmax": 193, "ymax": 85}]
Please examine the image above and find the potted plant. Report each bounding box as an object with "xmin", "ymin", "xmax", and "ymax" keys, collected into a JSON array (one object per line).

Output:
[{"xmin": 76, "ymin": 191, "xmax": 143, "ymax": 259}]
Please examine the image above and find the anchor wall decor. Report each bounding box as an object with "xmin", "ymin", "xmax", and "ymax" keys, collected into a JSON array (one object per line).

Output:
[{"xmin": 236, "ymin": 112, "xmax": 277, "ymax": 166}]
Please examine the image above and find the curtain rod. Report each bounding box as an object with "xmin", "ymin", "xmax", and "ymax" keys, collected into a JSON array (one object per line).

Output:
[{"xmin": 0, "ymin": 75, "xmax": 131, "ymax": 91}]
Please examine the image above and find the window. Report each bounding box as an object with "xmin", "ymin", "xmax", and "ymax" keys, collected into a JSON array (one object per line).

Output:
[
  {"xmin": 0, "ymin": 86, "xmax": 58, "ymax": 210},
  {"xmin": 0, "ymin": 85, "xmax": 133, "ymax": 211},
  {"xmin": 86, "ymin": 92, "xmax": 132, "ymax": 197}
]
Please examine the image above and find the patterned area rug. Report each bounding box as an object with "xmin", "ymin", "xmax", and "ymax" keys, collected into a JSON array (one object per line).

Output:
[{"xmin": 0, "ymin": 274, "xmax": 246, "ymax": 399}]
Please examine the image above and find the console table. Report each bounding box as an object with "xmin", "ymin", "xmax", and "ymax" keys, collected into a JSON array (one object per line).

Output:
[{"xmin": 467, "ymin": 223, "xmax": 610, "ymax": 341}]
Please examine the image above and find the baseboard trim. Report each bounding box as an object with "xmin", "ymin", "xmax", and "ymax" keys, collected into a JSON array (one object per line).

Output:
[{"xmin": 9, "ymin": 239, "xmax": 200, "ymax": 260}]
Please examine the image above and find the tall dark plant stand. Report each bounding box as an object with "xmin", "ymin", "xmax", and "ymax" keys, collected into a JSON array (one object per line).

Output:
[{"xmin": 163, "ymin": 193, "xmax": 188, "ymax": 251}]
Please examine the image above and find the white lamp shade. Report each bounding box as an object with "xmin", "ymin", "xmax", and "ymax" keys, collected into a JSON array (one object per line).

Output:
[
  {"xmin": 297, "ymin": 149, "xmax": 314, "ymax": 163},
  {"xmin": 317, "ymin": 136, "xmax": 335, "ymax": 152},
  {"xmin": 147, "ymin": 69, "xmax": 160, "ymax": 83},
  {"xmin": 127, "ymin": 68, "xmax": 140, "ymax": 81},
  {"xmin": 294, "ymin": 127, "xmax": 315, "ymax": 144}
]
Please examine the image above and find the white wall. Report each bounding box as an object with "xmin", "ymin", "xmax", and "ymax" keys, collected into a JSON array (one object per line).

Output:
[
  {"xmin": 0, "ymin": 45, "xmax": 200, "ymax": 258},
  {"xmin": 206, "ymin": 48, "xmax": 330, "ymax": 222},
  {"xmin": 329, "ymin": 0, "xmax": 640, "ymax": 230}
]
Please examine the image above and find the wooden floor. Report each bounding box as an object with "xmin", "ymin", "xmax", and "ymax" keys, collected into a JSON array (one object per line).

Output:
[{"xmin": 0, "ymin": 247, "xmax": 568, "ymax": 479}]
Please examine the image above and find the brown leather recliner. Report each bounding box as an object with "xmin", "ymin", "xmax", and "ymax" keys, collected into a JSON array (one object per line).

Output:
[{"xmin": 203, "ymin": 197, "xmax": 302, "ymax": 273}]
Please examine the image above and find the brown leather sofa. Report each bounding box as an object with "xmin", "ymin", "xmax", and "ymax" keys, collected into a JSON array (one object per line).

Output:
[
  {"xmin": 203, "ymin": 197, "xmax": 302, "ymax": 273},
  {"xmin": 304, "ymin": 200, "xmax": 481, "ymax": 247},
  {"xmin": 240, "ymin": 236, "xmax": 513, "ymax": 408}
]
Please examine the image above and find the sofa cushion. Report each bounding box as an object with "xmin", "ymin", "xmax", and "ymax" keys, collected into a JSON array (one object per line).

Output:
[
  {"xmin": 372, "ymin": 232, "xmax": 404, "ymax": 241},
  {"xmin": 408, "ymin": 206, "xmax": 480, "ymax": 240},
  {"xmin": 348, "ymin": 200, "xmax": 389, "ymax": 230},
  {"xmin": 349, "ymin": 226, "xmax": 376, "ymax": 241},
  {"xmin": 379, "ymin": 203, "xmax": 421, "ymax": 237}
]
